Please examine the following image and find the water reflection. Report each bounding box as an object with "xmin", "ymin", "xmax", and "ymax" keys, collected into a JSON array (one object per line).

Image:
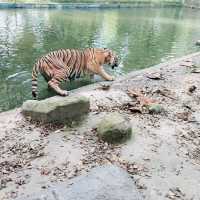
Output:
[{"xmin": 0, "ymin": 8, "xmax": 200, "ymax": 112}]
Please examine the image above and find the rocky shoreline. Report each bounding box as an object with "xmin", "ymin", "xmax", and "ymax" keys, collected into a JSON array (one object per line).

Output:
[{"xmin": 1, "ymin": 52, "xmax": 200, "ymax": 199}]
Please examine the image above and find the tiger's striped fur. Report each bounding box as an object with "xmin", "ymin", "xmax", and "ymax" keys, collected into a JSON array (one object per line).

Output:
[{"xmin": 32, "ymin": 48, "xmax": 118, "ymax": 98}]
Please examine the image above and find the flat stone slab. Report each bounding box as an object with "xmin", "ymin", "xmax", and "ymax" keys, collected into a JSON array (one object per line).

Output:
[
  {"xmin": 19, "ymin": 165, "xmax": 143, "ymax": 200},
  {"xmin": 22, "ymin": 95, "xmax": 90, "ymax": 123}
]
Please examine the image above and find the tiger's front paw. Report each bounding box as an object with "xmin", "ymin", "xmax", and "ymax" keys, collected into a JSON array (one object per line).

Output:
[
  {"xmin": 60, "ymin": 90, "xmax": 69, "ymax": 96},
  {"xmin": 108, "ymin": 76, "xmax": 115, "ymax": 81}
]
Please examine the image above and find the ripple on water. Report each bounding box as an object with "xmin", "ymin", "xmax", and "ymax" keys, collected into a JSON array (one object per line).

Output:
[
  {"xmin": 22, "ymin": 79, "xmax": 32, "ymax": 85},
  {"xmin": 6, "ymin": 71, "xmax": 28, "ymax": 80}
]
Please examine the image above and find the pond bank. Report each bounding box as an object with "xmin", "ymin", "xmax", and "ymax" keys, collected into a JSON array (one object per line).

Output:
[
  {"xmin": 0, "ymin": 1, "xmax": 182, "ymax": 9},
  {"xmin": 1, "ymin": 52, "xmax": 200, "ymax": 199}
]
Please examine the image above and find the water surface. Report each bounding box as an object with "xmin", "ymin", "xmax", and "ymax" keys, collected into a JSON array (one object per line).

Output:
[{"xmin": 0, "ymin": 7, "xmax": 200, "ymax": 111}]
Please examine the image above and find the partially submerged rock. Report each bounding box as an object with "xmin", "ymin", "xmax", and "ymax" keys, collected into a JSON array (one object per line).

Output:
[
  {"xmin": 97, "ymin": 113, "xmax": 132, "ymax": 143},
  {"xmin": 19, "ymin": 165, "xmax": 143, "ymax": 200},
  {"xmin": 22, "ymin": 95, "xmax": 90, "ymax": 123}
]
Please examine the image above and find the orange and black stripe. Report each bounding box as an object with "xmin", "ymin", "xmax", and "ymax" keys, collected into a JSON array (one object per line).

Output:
[{"xmin": 31, "ymin": 48, "xmax": 93, "ymax": 98}]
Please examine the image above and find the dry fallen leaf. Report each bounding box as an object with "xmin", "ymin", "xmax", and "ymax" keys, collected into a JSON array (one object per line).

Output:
[
  {"xmin": 154, "ymin": 88, "xmax": 176, "ymax": 100},
  {"xmin": 127, "ymin": 89, "xmax": 157, "ymax": 107},
  {"xmin": 176, "ymin": 112, "xmax": 190, "ymax": 121},
  {"xmin": 188, "ymin": 85, "xmax": 197, "ymax": 93}
]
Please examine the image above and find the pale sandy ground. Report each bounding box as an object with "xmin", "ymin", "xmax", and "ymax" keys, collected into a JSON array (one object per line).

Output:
[{"xmin": 1, "ymin": 52, "xmax": 200, "ymax": 200}]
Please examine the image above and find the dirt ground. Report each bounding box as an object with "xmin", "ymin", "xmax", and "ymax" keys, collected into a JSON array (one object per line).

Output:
[{"xmin": 0, "ymin": 52, "xmax": 200, "ymax": 200}]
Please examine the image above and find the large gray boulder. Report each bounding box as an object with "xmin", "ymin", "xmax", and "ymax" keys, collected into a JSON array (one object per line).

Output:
[
  {"xmin": 19, "ymin": 165, "xmax": 143, "ymax": 200},
  {"xmin": 22, "ymin": 95, "xmax": 90, "ymax": 123},
  {"xmin": 97, "ymin": 113, "xmax": 132, "ymax": 143}
]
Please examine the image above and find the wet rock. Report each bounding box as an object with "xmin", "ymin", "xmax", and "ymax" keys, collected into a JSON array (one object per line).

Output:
[
  {"xmin": 22, "ymin": 95, "xmax": 90, "ymax": 123},
  {"xmin": 147, "ymin": 104, "xmax": 164, "ymax": 114},
  {"xmin": 97, "ymin": 113, "xmax": 132, "ymax": 143},
  {"xmin": 196, "ymin": 40, "xmax": 200, "ymax": 46},
  {"xmin": 19, "ymin": 165, "xmax": 143, "ymax": 200}
]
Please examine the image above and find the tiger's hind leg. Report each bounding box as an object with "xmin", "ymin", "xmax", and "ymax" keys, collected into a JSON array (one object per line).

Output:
[
  {"xmin": 90, "ymin": 73, "xmax": 94, "ymax": 80},
  {"xmin": 43, "ymin": 75, "xmax": 51, "ymax": 90},
  {"xmin": 48, "ymin": 76, "xmax": 69, "ymax": 96}
]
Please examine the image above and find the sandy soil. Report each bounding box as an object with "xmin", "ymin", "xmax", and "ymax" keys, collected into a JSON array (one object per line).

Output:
[{"xmin": 0, "ymin": 52, "xmax": 200, "ymax": 200}]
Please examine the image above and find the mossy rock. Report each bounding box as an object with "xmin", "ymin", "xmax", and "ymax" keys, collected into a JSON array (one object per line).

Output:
[
  {"xmin": 22, "ymin": 95, "xmax": 90, "ymax": 123},
  {"xmin": 97, "ymin": 113, "xmax": 132, "ymax": 144}
]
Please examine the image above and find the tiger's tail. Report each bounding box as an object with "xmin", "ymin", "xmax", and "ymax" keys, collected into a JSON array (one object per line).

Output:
[{"xmin": 32, "ymin": 62, "xmax": 39, "ymax": 99}]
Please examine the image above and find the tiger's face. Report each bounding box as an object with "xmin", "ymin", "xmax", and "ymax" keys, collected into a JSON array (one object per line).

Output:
[{"xmin": 104, "ymin": 49, "xmax": 119, "ymax": 69}]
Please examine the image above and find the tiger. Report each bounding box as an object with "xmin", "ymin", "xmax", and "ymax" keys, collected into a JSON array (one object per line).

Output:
[{"xmin": 32, "ymin": 48, "xmax": 118, "ymax": 98}]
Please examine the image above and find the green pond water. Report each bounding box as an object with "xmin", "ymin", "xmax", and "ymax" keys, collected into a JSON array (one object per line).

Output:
[{"xmin": 0, "ymin": 7, "xmax": 200, "ymax": 112}]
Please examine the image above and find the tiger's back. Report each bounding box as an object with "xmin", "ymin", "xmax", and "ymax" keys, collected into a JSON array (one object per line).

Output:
[{"xmin": 39, "ymin": 49, "xmax": 87, "ymax": 80}]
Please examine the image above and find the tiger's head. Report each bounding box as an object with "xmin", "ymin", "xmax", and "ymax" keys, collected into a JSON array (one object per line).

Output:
[{"xmin": 103, "ymin": 48, "xmax": 119, "ymax": 69}]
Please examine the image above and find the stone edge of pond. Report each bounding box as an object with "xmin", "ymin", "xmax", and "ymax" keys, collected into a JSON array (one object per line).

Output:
[
  {"xmin": 71, "ymin": 51, "xmax": 200, "ymax": 94},
  {"xmin": 0, "ymin": 1, "xmax": 182, "ymax": 9}
]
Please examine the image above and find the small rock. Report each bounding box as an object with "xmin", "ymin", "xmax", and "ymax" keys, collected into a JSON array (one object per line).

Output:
[
  {"xmin": 146, "ymin": 72, "xmax": 163, "ymax": 80},
  {"xmin": 97, "ymin": 113, "xmax": 132, "ymax": 143},
  {"xmin": 22, "ymin": 95, "xmax": 90, "ymax": 123},
  {"xmin": 98, "ymin": 83, "xmax": 111, "ymax": 91},
  {"xmin": 147, "ymin": 104, "xmax": 164, "ymax": 114},
  {"xmin": 190, "ymin": 68, "xmax": 200, "ymax": 73}
]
